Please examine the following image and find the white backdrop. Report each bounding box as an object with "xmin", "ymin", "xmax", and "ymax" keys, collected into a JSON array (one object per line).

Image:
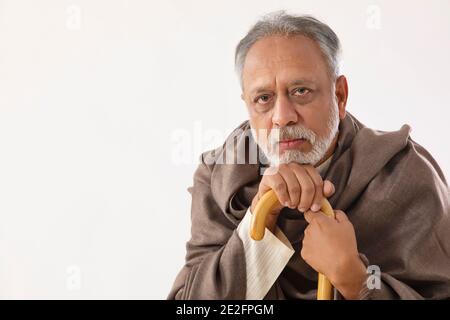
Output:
[{"xmin": 0, "ymin": 0, "xmax": 449, "ymax": 299}]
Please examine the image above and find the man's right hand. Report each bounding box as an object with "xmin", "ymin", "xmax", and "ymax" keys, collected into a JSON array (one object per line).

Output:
[{"xmin": 250, "ymin": 163, "xmax": 335, "ymax": 233}]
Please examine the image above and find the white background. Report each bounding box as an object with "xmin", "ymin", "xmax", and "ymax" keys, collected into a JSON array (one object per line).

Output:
[{"xmin": 0, "ymin": 0, "xmax": 449, "ymax": 299}]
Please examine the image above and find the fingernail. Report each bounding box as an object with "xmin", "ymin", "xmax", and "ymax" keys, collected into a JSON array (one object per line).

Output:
[
  {"xmin": 284, "ymin": 201, "xmax": 290, "ymax": 208},
  {"xmin": 311, "ymin": 204, "xmax": 320, "ymax": 212},
  {"xmin": 299, "ymin": 207, "xmax": 306, "ymax": 212}
]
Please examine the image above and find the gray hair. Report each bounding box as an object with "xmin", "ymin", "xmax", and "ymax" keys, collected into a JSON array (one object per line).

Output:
[{"xmin": 235, "ymin": 11, "xmax": 341, "ymax": 89}]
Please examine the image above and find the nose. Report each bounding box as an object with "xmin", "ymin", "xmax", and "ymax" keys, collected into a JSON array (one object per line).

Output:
[{"xmin": 272, "ymin": 95, "xmax": 298, "ymax": 128}]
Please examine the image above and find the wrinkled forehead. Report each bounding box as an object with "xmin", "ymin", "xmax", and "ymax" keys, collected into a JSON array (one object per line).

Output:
[{"xmin": 242, "ymin": 35, "xmax": 329, "ymax": 92}]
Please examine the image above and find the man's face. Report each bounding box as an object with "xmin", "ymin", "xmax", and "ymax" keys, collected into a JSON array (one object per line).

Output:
[{"xmin": 241, "ymin": 35, "xmax": 347, "ymax": 166}]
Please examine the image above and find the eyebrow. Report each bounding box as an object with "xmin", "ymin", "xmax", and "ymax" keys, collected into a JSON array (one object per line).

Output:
[
  {"xmin": 288, "ymin": 79, "xmax": 315, "ymax": 87},
  {"xmin": 249, "ymin": 78, "xmax": 316, "ymax": 95}
]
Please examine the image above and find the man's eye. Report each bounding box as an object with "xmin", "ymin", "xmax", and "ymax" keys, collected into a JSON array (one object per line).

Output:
[
  {"xmin": 293, "ymin": 88, "xmax": 310, "ymax": 96},
  {"xmin": 255, "ymin": 94, "xmax": 271, "ymax": 104}
]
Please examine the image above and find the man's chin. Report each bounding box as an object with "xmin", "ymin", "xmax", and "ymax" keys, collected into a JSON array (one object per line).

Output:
[
  {"xmin": 269, "ymin": 151, "xmax": 309, "ymax": 166},
  {"xmin": 277, "ymin": 148, "xmax": 308, "ymax": 158}
]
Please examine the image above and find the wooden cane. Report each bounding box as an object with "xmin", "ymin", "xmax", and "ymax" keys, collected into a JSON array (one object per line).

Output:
[{"xmin": 249, "ymin": 189, "xmax": 335, "ymax": 300}]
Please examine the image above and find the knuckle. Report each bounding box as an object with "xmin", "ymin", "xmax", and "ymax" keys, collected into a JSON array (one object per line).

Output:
[
  {"xmin": 257, "ymin": 185, "xmax": 267, "ymax": 195},
  {"xmin": 302, "ymin": 183, "xmax": 316, "ymax": 193},
  {"xmin": 274, "ymin": 183, "xmax": 286, "ymax": 192},
  {"xmin": 300, "ymin": 248, "xmax": 309, "ymax": 261},
  {"xmin": 288, "ymin": 162, "xmax": 299, "ymax": 168},
  {"xmin": 291, "ymin": 162, "xmax": 304, "ymax": 172},
  {"xmin": 316, "ymin": 179, "xmax": 324, "ymax": 189},
  {"xmin": 290, "ymin": 186, "xmax": 300, "ymax": 195},
  {"xmin": 300, "ymin": 247, "xmax": 306, "ymax": 259},
  {"xmin": 303, "ymin": 185, "xmax": 314, "ymax": 194}
]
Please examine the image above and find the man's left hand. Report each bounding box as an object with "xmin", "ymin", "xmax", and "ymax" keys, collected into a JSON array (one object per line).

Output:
[{"xmin": 301, "ymin": 209, "xmax": 368, "ymax": 300}]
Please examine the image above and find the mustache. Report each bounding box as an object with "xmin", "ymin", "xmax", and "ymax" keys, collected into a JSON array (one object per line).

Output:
[{"xmin": 268, "ymin": 125, "xmax": 317, "ymax": 147}]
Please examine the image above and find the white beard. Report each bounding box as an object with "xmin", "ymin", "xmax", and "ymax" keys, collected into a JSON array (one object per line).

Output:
[{"xmin": 251, "ymin": 105, "xmax": 340, "ymax": 166}]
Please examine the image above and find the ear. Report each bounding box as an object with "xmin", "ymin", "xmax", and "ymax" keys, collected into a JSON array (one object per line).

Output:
[
  {"xmin": 335, "ymin": 75, "xmax": 348, "ymax": 120},
  {"xmin": 240, "ymin": 93, "xmax": 245, "ymax": 101}
]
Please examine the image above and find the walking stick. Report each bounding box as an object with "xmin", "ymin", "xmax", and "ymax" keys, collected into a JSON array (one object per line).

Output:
[{"xmin": 249, "ymin": 189, "xmax": 335, "ymax": 300}]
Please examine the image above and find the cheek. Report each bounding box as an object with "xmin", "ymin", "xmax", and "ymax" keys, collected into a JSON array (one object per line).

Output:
[
  {"xmin": 250, "ymin": 113, "xmax": 272, "ymax": 132},
  {"xmin": 300, "ymin": 108, "xmax": 325, "ymax": 134},
  {"xmin": 249, "ymin": 118, "xmax": 270, "ymax": 143},
  {"xmin": 307, "ymin": 107, "xmax": 333, "ymax": 136}
]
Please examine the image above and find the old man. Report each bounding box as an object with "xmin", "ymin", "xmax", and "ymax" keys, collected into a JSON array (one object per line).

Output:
[{"xmin": 168, "ymin": 11, "xmax": 450, "ymax": 300}]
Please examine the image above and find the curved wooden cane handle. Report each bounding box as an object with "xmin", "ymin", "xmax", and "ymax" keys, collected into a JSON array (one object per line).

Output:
[{"xmin": 249, "ymin": 189, "xmax": 335, "ymax": 300}]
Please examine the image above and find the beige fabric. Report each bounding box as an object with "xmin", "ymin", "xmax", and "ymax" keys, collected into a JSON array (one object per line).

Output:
[{"xmin": 237, "ymin": 209, "xmax": 294, "ymax": 299}]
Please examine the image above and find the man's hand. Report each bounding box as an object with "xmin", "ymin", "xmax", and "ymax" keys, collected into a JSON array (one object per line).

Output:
[
  {"xmin": 301, "ymin": 209, "xmax": 367, "ymax": 300},
  {"xmin": 249, "ymin": 163, "xmax": 335, "ymax": 233}
]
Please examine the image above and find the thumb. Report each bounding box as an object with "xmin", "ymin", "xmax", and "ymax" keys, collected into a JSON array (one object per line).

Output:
[
  {"xmin": 323, "ymin": 180, "xmax": 335, "ymax": 198},
  {"xmin": 303, "ymin": 210, "xmax": 313, "ymax": 224},
  {"xmin": 334, "ymin": 210, "xmax": 348, "ymax": 222}
]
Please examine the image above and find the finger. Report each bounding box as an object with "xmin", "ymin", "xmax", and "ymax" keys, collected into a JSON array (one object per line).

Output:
[
  {"xmin": 303, "ymin": 225, "xmax": 310, "ymax": 236},
  {"xmin": 259, "ymin": 167, "xmax": 282, "ymax": 197},
  {"xmin": 334, "ymin": 210, "xmax": 349, "ymax": 223},
  {"xmin": 307, "ymin": 209, "xmax": 330, "ymax": 225},
  {"xmin": 303, "ymin": 210, "xmax": 314, "ymax": 224},
  {"xmin": 304, "ymin": 165, "xmax": 324, "ymax": 212},
  {"xmin": 289, "ymin": 163, "xmax": 315, "ymax": 212},
  {"xmin": 263, "ymin": 171, "xmax": 291, "ymax": 208},
  {"xmin": 278, "ymin": 165, "xmax": 301, "ymax": 208},
  {"xmin": 323, "ymin": 180, "xmax": 335, "ymax": 198}
]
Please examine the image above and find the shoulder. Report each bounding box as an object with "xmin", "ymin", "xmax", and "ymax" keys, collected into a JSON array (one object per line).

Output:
[
  {"xmin": 379, "ymin": 132, "xmax": 449, "ymax": 210},
  {"xmin": 347, "ymin": 119, "xmax": 448, "ymax": 208}
]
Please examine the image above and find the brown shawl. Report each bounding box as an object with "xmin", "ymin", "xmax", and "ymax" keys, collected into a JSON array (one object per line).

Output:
[{"xmin": 168, "ymin": 112, "xmax": 450, "ymax": 300}]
